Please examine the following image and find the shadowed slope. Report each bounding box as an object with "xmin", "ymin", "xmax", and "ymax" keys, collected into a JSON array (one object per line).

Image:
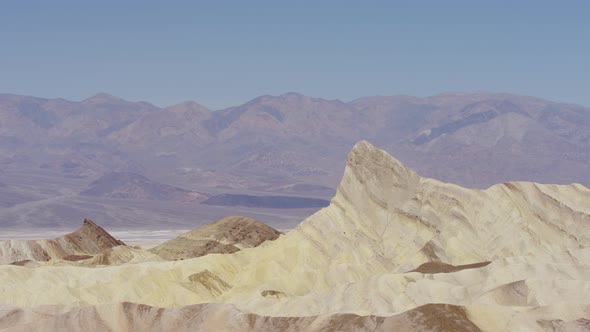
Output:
[{"xmin": 411, "ymin": 261, "xmax": 491, "ymax": 274}]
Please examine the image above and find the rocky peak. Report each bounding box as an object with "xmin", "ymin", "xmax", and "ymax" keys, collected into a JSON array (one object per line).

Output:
[
  {"xmin": 82, "ymin": 218, "xmax": 97, "ymax": 227},
  {"xmin": 149, "ymin": 216, "xmax": 283, "ymax": 260},
  {"xmin": 202, "ymin": 216, "xmax": 283, "ymax": 247},
  {"xmin": 0, "ymin": 219, "xmax": 125, "ymax": 264},
  {"xmin": 164, "ymin": 101, "xmax": 210, "ymax": 118},
  {"xmin": 62, "ymin": 219, "xmax": 125, "ymax": 254},
  {"xmin": 340, "ymin": 141, "xmax": 420, "ymax": 198}
]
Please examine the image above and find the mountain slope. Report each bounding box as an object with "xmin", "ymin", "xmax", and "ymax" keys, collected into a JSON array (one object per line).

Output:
[
  {"xmin": 351, "ymin": 93, "xmax": 590, "ymax": 187},
  {"xmin": 0, "ymin": 141, "xmax": 588, "ymax": 327},
  {"xmin": 108, "ymin": 100, "xmax": 212, "ymax": 148},
  {"xmin": 2, "ymin": 91, "xmax": 590, "ymax": 230},
  {"xmin": 201, "ymin": 194, "xmax": 330, "ymax": 208},
  {"xmin": 0, "ymin": 219, "xmax": 125, "ymax": 264},
  {"xmin": 105, "ymin": 92, "xmax": 590, "ymax": 190},
  {"xmin": 0, "ymin": 93, "xmax": 157, "ymax": 179},
  {"xmin": 81, "ymin": 172, "xmax": 208, "ymax": 202},
  {"xmin": 149, "ymin": 216, "xmax": 282, "ymax": 260}
]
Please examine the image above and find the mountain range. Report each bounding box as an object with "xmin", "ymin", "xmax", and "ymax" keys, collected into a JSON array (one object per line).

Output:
[{"xmin": 1, "ymin": 91, "xmax": 589, "ymax": 228}]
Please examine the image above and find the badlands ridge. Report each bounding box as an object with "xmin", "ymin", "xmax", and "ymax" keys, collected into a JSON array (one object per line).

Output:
[
  {"xmin": 1, "ymin": 141, "xmax": 590, "ymax": 331},
  {"xmin": 0, "ymin": 219, "xmax": 124, "ymax": 265}
]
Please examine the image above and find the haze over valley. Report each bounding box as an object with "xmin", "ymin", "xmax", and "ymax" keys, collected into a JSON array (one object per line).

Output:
[{"xmin": 1, "ymin": 91, "xmax": 589, "ymax": 232}]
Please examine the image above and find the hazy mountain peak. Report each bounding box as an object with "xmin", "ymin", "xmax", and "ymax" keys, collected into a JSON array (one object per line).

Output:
[
  {"xmin": 165, "ymin": 100, "xmax": 210, "ymax": 115},
  {"xmin": 243, "ymin": 92, "xmax": 307, "ymax": 105},
  {"xmin": 82, "ymin": 92, "xmax": 124, "ymax": 103},
  {"xmin": 279, "ymin": 92, "xmax": 305, "ymax": 98},
  {"xmin": 276, "ymin": 92, "xmax": 344, "ymax": 104},
  {"xmin": 432, "ymin": 91, "xmax": 491, "ymax": 98}
]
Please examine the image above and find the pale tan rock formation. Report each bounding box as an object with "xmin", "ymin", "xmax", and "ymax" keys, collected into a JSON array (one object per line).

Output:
[
  {"xmin": 0, "ymin": 219, "xmax": 125, "ymax": 264},
  {"xmin": 149, "ymin": 215, "xmax": 282, "ymax": 260},
  {"xmin": 75, "ymin": 245, "xmax": 164, "ymax": 266},
  {"xmin": 1, "ymin": 302, "xmax": 590, "ymax": 332},
  {"xmin": 1, "ymin": 141, "xmax": 589, "ymax": 331}
]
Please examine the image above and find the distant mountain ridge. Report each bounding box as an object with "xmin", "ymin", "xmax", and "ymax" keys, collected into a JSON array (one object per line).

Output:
[
  {"xmin": 81, "ymin": 172, "xmax": 208, "ymax": 202},
  {"xmin": 201, "ymin": 194, "xmax": 330, "ymax": 209},
  {"xmin": 1, "ymin": 91, "xmax": 589, "ymax": 197}
]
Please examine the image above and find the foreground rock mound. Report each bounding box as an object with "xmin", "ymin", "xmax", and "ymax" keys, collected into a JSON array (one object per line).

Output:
[
  {"xmin": 0, "ymin": 219, "xmax": 124, "ymax": 264},
  {"xmin": 0, "ymin": 303, "xmax": 486, "ymax": 332},
  {"xmin": 149, "ymin": 216, "xmax": 282, "ymax": 260},
  {"xmin": 1, "ymin": 141, "xmax": 589, "ymax": 331},
  {"xmin": 76, "ymin": 245, "xmax": 164, "ymax": 266}
]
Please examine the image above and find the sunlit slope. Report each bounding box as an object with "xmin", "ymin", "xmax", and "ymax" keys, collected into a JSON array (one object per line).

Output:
[
  {"xmin": 0, "ymin": 219, "xmax": 125, "ymax": 264},
  {"xmin": 149, "ymin": 216, "xmax": 282, "ymax": 260},
  {"xmin": 3, "ymin": 302, "xmax": 590, "ymax": 332},
  {"xmin": 1, "ymin": 141, "xmax": 589, "ymax": 320}
]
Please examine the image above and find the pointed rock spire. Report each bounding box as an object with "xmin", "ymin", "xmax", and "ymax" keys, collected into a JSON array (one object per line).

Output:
[
  {"xmin": 340, "ymin": 141, "xmax": 420, "ymax": 209},
  {"xmin": 82, "ymin": 93, "xmax": 124, "ymax": 103}
]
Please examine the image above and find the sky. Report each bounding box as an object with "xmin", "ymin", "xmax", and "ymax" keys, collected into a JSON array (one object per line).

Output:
[{"xmin": 1, "ymin": 1, "xmax": 589, "ymax": 109}]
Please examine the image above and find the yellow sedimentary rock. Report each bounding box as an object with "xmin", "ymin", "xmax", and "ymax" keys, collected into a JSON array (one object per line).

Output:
[{"xmin": 1, "ymin": 141, "xmax": 589, "ymax": 331}]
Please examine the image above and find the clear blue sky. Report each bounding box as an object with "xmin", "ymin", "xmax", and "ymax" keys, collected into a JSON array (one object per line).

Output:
[{"xmin": 1, "ymin": 1, "xmax": 589, "ymax": 109}]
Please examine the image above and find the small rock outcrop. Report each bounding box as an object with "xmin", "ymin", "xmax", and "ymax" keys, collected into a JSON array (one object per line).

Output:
[
  {"xmin": 0, "ymin": 219, "xmax": 125, "ymax": 264},
  {"xmin": 149, "ymin": 216, "xmax": 282, "ymax": 260}
]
